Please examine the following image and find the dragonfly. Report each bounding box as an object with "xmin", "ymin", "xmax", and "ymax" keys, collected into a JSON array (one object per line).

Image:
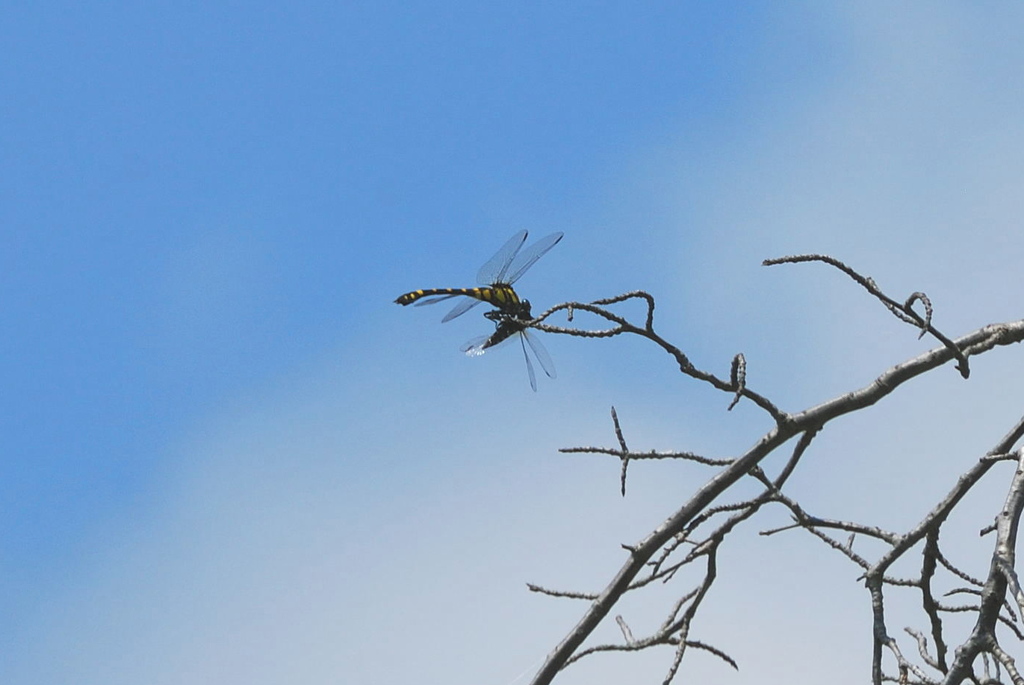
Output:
[
  {"xmin": 395, "ymin": 230, "xmax": 562, "ymax": 390},
  {"xmin": 460, "ymin": 302, "xmax": 556, "ymax": 392}
]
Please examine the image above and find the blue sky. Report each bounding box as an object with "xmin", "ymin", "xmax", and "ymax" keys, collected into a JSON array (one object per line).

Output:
[{"xmin": 4, "ymin": 3, "xmax": 1024, "ymax": 684}]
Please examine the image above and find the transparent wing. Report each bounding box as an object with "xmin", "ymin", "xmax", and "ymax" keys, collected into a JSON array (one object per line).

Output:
[
  {"xmin": 461, "ymin": 334, "xmax": 491, "ymax": 356},
  {"xmin": 520, "ymin": 333, "xmax": 538, "ymax": 392},
  {"xmin": 461, "ymin": 327, "xmax": 520, "ymax": 356},
  {"xmin": 409, "ymin": 292, "xmax": 483, "ymax": 322},
  {"xmin": 523, "ymin": 330, "xmax": 556, "ymax": 380},
  {"xmin": 503, "ymin": 232, "xmax": 564, "ymax": 285},
  {"xmin": 463, "ymin": 327, "xmax": 550, "ymax": 392},
  {"xmin": 441, "ymin": 297, "xmax": 483, "ymax": 322},
  {"xmin": 412, "ymin": 293, "xmax": 460, "ymax": 307},
  {"xmin": 476, "ymin": 230, "xmax": 528, "ymax": 285}
]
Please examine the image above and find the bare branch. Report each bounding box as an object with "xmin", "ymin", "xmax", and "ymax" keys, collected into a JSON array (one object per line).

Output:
[
  {"xmin": 905, "ymin": 627, "xmax": 942, "ymax": 672},
  {"xmin": 935, "ymin": 547, "xmax": 986, "ymax": 588},
  {"xmin": 762, "ymin": 254, "xmax": 970, "ymax": 378},
  {"xmin": 526, "ymin": 584, "xmax": 598, "ymax": 600},
  {"xmin": 532, "ymin": 293, "xmax": 789, "ymax": 422},
  {"xmin": 520, "ymin": 261, "xmax": 1024, "ymax": 684},
  {"xmin": 989, "ymin": 642, "xmax": 1024, "ymax": 685},
  {"xmin": 920, "ymin": 532, "xmax": 949, "ymax": 671},
  {"xmin": 611, "ymin": 407, "xmax": 629, "ymax": 496},
  {"xmin": 943, "ymin": 449, "xmax": 1024, "ymax": 684},
  {"xmin": 615, "ymin": 615, "xmax": 635, "ymax": 645},
  {"xmin": 727, "ymin": 353, "xmax": 746, "ymax": 411},
  {"xmin": 997, "ymin": 557, "xmax": 1024, "ymax": 621},
  {"xmin": 559, "ymin": 446, "xmax": 732, "ymax": 467}
]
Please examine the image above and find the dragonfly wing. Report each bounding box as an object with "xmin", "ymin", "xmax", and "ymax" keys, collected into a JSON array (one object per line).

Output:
[
  {"xmin": 504, "ymin": 232, "xmax": 564, "ymax": 285},
  {"xmin": 461, "ymin": 334, "xmax": 491, "ymax": 356},
  {"xmin": 413, "ymin": 293, "xmax": 460, "ymax": 307},
  {"xmin": 523, "ymin": 330, "xmax": 556, "ymax": 379},
  {"xmin": 476, "ymin": 230, "xmax": 528, "ymax": 285},
  {"xmin": 463, "ymin": 326, "xmax": 520, "ymax": 355},
  {"xmin": 463, "ymin": 327, "xmax": 544, "ymax": 391},
  {"xmin": 441, "ymin": 296, "xmax": 483, "ymax": 322},
  {"xmin": 520, "ymin": 333, "xmax": 538, "ymax": 391}
]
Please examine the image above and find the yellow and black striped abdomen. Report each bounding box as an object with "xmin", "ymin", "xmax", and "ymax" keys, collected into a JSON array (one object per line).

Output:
[{"xmin": 394, "ymin": 285, "xmax": 521, "ymax": 308}]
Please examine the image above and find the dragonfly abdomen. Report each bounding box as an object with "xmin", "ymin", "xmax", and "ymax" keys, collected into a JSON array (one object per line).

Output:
[{"xmin": 394, "ymin": 285, "xmax": 521, "ymax": 308}]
